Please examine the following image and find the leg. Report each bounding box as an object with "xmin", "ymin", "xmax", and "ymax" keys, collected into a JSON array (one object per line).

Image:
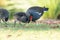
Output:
[
  {"xmin": 14, "ymin": 20, "xmax": 16, "ymax": 27},
  {"xmin": 19, "ymin": 22, "xmax": 28, "ymax": 27},
  {"xmin": 0, "ymin": 18, "xmax": 2, "ymax": 27},
  {"xmin": 19, "ymin": 21, "xmax": 26, "ymax": 27},
  {"xmin": 0, "ymin": 18, "xmax": 1, "ymax": 23},
  {"xmin": 19, "ymin": 22, "xmax": 22, "ymax": 25},
  {"xmin": 2, "ymin": 18, "xmax": 7, "ymax": 27}
]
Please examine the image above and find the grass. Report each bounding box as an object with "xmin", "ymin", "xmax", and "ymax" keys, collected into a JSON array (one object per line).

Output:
[{"xmin": 0, "ymin": 22, "xmax": 60, "ymax": 40}]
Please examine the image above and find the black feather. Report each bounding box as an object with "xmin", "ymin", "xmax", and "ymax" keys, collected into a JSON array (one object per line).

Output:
[
  {"xmin": 26, "ymin": 6, "xmax": 49, "ymax": 22},
  {"xmin": 14, "ymin": 12, "xmax": 30, "ymax": 23}
]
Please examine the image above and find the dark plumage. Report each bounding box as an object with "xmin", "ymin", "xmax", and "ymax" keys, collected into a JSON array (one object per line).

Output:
[
  {"xmin": 0, "ymin": 8, "xmax": 9, "ymax": 27},
  {"xmin": 14, "ymin": 6, "xmax": 49, "ymax": 27},
  {"xmin": 26, "ymin": 6, "xmax": 49, "ymax": 22},
  {"xmin": 14, "ymin": 12, "xmax": 30, "ymax": 27},
  {"xmin": 0, "ymin": 8, "xmax": 9, "ymax": 21},
  {"xmin": 14, "ymin": 12, "xmax": 30, "ymax": 23}
]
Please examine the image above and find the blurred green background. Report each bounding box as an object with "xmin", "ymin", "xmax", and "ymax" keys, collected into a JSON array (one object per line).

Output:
[{"xmin": 0, "ymin": 0, "xmax": 60, "ymax": 20}]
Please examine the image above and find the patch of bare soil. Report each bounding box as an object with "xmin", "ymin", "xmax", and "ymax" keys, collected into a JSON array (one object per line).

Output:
[
  {"xmin": 36, "ymin": 19, "xmax": 60, "ymax": 28},
  {"xmin": 37, "ymin": 19, "xmax": 60, "ymax": 24}
]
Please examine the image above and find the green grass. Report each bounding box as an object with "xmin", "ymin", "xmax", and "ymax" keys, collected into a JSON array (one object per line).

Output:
[
  {"xmin": 0, "ymin": 22, "xmax": 60, "ymax": 40},
  {"xmin": 0, "ymin": 22, "xmax": 60, "ymax": 31}
]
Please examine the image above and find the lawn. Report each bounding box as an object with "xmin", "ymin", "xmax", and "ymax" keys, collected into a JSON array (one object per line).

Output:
[{"xmin": 0, "ymin": 20, "xmax": 60, "ymax": 40}]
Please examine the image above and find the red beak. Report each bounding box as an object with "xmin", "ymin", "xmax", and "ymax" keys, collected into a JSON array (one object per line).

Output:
[{"xmin": 29, "ymin": 16, "xmax": 33, "ymax": 21}]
